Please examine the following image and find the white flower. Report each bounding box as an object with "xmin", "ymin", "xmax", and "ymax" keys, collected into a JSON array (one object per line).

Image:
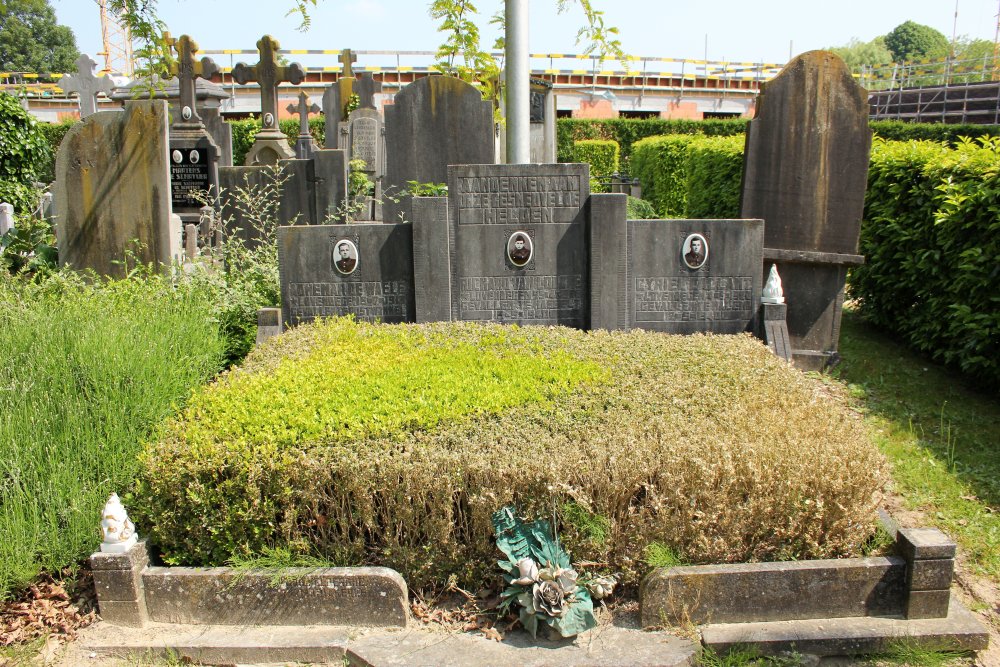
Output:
[{"xmin": 513, "ymin": 558, "xmax": 539, "ymax": 585}]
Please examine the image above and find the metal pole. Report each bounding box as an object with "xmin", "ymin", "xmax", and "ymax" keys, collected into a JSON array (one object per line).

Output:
[{"xmin": 505, "ymin": 0, "xmax": 530, "ymax": 164}]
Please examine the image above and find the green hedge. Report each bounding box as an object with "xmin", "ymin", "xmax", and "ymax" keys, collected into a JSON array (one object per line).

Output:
[
  {"xmin": 630, "ymin": 134, "xmax": 744, "ymax": 218},
  {"xmin": 35, "ymin": 119, "xmax": 75, "ymax": 184},
  {"xmin": 0, "ymin": 93, "xmax": 48, "ymax": 213},
  {"xmin": 572, "ymin": 139, "xmax": 619, "ymax": 192},
  {"xmin": 556, "ymin": 118, "xmax": 747, "ymax": 166},
  {"xmin": 870, "ymin": 121, "xmax": 1000, "ymax": 145},
  {"xmin": 851, "ymin": 138, "xmax": 1000, "ymax": 390}
]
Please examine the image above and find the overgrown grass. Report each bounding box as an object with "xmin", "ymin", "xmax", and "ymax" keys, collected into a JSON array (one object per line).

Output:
[
  {"xmin": 835, "ymin": 308, "xmax": 1000, "ymax": 581},
  {"xmin": 0, "ymin": 272, "xmax": 225, "ymax": 599},
  {"xmin": 136, "ymin": 318, "xmax": 888, "ymax": 590}
]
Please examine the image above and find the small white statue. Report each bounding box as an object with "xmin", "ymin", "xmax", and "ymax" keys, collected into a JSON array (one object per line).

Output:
[
  {"xmin": 100, "ymin": 492, "xmax": 138, "ymax": 553},
  {"xmin": 761, "ymin": 264, "xmax": 785, "ymax": 304}
]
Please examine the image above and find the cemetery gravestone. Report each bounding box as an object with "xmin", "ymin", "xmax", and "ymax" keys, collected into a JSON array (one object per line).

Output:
[
  {"xmin": 219, "ymin": 159, "xmax": 317, "ymax": 247},
  {"xmin": 278, "ymin": 224, "xmax": 415, "ymax": 325},
  {"xmin": 287, "ymin": 91, "xmax": 321, "ymax": 160},
  {"xmin": 0, "ymin": 203, "xmax": 14, "ymax": 235},
  {"xmin": 167, "ymin": 35, "xmax": 222, "ymax": 225},
  {"xmin": 740, "ymin": 50, "xmax": 869, "ymax": 369},
  {"xmin": 54, "ymin": 101, "xmax": 179, "ymax": 277},
  {"xmin": 233, "ymin": 36, "xmax": 305, "ymax": 165},
  {"xmin": 448, "ymin": 163, "xmax": 590, "ymax": 327},
  {"xmin": 59, "ymin": 54, "xmax": 115, "ymax": 118},
  {"xmin": 384, "ymin": 76, "xmax": 496, "ymax": 223},
  {"xmin": 340, "ymin": 74, "xmax": 385, "ymax": 221},
  {"xmin": 322, "ymin": 49, "xmax": 358, "ymax": 150}
]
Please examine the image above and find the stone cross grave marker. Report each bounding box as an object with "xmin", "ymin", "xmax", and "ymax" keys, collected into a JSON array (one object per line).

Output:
[
  {"xmin": 167, "ymin": 34, "xmax": 223, "ymax": 220},
  {"xmin": 339, "ymin": 49, "xmax": 357, "ymax": 79},
  {"xmin": 354, "ymin": 72, "xmax": 381, "ymax": 110},
  {"xmin": 322, "ymin": 49, "xmax": 358, "ymax": 149},
  {"xmin": 233, "ymin": 35, "xmax": 305, "ymax": 165},
  {"xmin": 287, "ymin": 92, "xmax": 321, "ymax": 159},
  {"xmin": 59, "ymin": 54, "xmax": 115, "ymax": 118}
]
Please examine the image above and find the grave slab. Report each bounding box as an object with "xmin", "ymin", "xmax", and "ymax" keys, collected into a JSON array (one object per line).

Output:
[
  {"xmin": 448, "ymin": 163, "xmax": 590, "ymax": 327},
  {"xmin": 278, "ymin": 223, "xmax": 415, "ymax": 326}
]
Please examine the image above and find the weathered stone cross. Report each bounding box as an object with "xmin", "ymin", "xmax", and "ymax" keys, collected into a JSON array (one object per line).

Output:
[
  {"xmin": 287, "ymin": 91, "xmax": 320, "ymax": 137},
  {"xmin": 354, "ymin": 72, "xmax": 382, "ymax": 110},
  {"xmin": 168, "ymin": 34, "xmax": 218, "ymax": 125},
  {"xmin": 233, "ymin": 35, "xmax": 305, "ymax": 130},
  {"xmin": 338, "ymin": 49, "xmax": 357, "ymax": 79},
  {"xmin": 59, "ymin": 54, "xmax": 115, "ymax": 118}
]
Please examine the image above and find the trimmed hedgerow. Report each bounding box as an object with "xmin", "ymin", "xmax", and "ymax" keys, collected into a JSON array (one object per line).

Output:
[
  {"xmin": 557, "ymin": 117, "xmax": 748, "ymax": 166},
  {"xmin": 630, "ymin": 135, "xmax": 697, "ymax": 217},
  {"xmin": 630, "ymin": 134, "xmax": 744, "ymax": 218},
  {"xmin": 572, "ymin": 139, "xmax": 619, "ymax": 192},
  {"xmin": 870, "ymin": 120, "xmax": 1000, "ymax": 145},
  {"xmin": 135, "ymin": 318, "xmax": 888, "ymax": 590},
  {"xmin": 851, "ymin": 138, "xmax": 1000, "ymax": 390}
]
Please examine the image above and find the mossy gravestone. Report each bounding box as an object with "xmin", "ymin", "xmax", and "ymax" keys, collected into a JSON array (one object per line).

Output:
[
  {"xmin": 54, "ymin": 100, "xmax": 179, "ymax": 277},
  {"xmin": 740, "ymin": 50, "xmax": 869, "ymax": 369}
]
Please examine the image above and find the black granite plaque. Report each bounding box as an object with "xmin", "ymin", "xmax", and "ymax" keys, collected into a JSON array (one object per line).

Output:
[
  {"xmin": 170, "ymin": 146, "xmax": 211, "ymax": 208},
  {"xmin": 278, "ymin": 223, "xmax": 415, "ymax": 326},
  {"xmin": 627, "ymin": 219, "xmax": 764, "ymax": 334},
  {"xmin": 448, "ymin": 163, "xmax": 590, "ymax": 327}
]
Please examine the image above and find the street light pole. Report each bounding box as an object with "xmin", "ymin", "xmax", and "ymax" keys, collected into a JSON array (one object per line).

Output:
[{"xmin": 505, "ymin": 0, "xmax": 530, "ymax": 164}]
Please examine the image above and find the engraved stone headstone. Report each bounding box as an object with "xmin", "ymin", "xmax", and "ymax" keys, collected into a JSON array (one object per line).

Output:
[
  {"xmin": 625, "ymin": 219, "xmax": 763, "ymax": 334},
  {"xmin": 740, "ymin": 50, "xmax": 870, "ymax": 369},
  {"xmin": 233, "ymin": 36, "xmax": 305, "ymax": 165},
  {"xmin": 278, "ymin": 224, "xmax": 415, "ymax": 325},
  {"xmin": 448, "ymin": 163, "xmax": 589, "ymax": 327},
  {"xmin": 54, "ymin": 101, "xmax": 178, "ymax": 277},
  {"xmin": 384, "ymin": 76, "xmax": 496, "ymax": 223},
  {"xmin": 59, "ymin": 54, "xmax": 115, "ymax": 118},
  {"xmin": 167, "ymin": 35, "xmax": 222, "ymax": 223},
  {"xmin": 286, "ymin": 91, "xmax": 321, "ymax": 160}
]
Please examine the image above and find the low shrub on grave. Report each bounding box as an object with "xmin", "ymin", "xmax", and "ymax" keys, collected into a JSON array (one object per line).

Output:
[
  {"xmin": 572, "ymin": 139, "xmax": 619, "ymax": 192},
  {"xmin": 851, "ymin": 137, "xmax": 1000, "ymax": 390},
  {"xmin": 0, "ymin": 271, "xmax": 225, "ymax": 599},
  {"xmin": 135, "ymin": 318, "xmax": 888, "ymax": 591}
]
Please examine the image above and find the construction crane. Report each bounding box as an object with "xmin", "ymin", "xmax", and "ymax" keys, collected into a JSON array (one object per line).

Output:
[{"xmin": 96, "ymin": 0, "xmax": 134, "ymax": 76}]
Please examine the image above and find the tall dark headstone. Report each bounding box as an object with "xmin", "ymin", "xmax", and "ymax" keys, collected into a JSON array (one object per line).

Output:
[
  {"xmin": 384, "ymin": 76, "xmax": 496, "ymax": 223},
  {"xmin": 740, "ymin": 50, "xmax": 870, "ymax": 369},
  {"xmin": 448, "ymin": 163, "xmax": 589, "ymax": 327},
  {"xmin": 167, "ymin": 35, "xmax": 222, "ymax": 225},
  {"xmin": 219, "ymin": 159, "xmax": 316, "ymax": 247},
  {"xmin": 278, "ymin": 224, "xmax": 415, "ymax": 325},
  {"xmin": 233, "ymin": 36, "xmax": 305, "ymax": 165},
  {"xmin": 339, "ymin": 74, "xmax": 385, "ymax": 221}
]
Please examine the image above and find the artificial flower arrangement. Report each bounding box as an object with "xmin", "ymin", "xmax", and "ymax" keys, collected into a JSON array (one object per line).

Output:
[{"xmin": 492, "ymin": 505, "xmax": 617, "ymax": 639}]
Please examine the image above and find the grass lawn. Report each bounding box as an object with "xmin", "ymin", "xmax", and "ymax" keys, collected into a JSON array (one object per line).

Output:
[{"xmin": 835, "ymin": 307, "xmax": 1000, "ymax": 582}]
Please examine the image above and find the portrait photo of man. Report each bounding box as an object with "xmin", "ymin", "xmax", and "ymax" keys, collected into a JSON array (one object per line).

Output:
[
  {"xmin": 333, "ymin": 239, "xmax": 358, "ymax": 275},
  {"xmin": 683, "ymin": 234, "xmax": 708, "ymax": 270},
  {"xmin": 508, "ymin": 232, "xmax": 532, "ymax": 267}
]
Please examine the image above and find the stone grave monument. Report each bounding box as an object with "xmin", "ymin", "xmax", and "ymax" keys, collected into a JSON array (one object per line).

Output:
[
  {"xmin": 287, "ymin": 92, "xmax": 321, "ymax": 160},
  {"xmin": 383, "ymin": 76, "xmax": 496, "ymax": 223},
  {"xmin": 740, "ymin": 50, "xmax": 869, "ymax": 369},
  {"xmin": 59, "ymin": 54, "xmax": 115, "ymax": 118},
  {"xmin": 446, "ymin": 164, "xmax": 590, "ymax": 327},
  {"xmin": 340, "ymin": 73, "xmax": 385, "ymax": 221},
  {"xmin": 278, "ymin": 224, "xmax": 414, "ymax": 325},
  {"xmin": 233, "ymin": 35, "xmax": 305, "ymax": 165},
  {"xmin": 166, "ymin": 35, "xmax": 222, "ymax": 226},
  {"xmin": 322, "ymin": 49, "xmax": 359, "ymax": 150},
  {"xmin": 54, "ymin": 101, "xmax": 180, "ymax": 276}
]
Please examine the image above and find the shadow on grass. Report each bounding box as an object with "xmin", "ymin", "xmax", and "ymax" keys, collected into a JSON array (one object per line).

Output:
[{"xmin": 833, "ymin": 308, "xmax": 1000, "ymax": 578}]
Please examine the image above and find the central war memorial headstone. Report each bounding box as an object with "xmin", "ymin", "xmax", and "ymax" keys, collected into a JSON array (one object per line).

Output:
[{"xmin": 448, "ymin": 163, "xmax": 590, "ymax": 327}]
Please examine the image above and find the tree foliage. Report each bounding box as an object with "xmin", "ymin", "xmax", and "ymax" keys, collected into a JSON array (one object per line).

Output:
[
  {"xmin": 884, "ymin": 21, "xmax": 949, "ymax": 62},
  {"xmin": 0, "ymin": 0, "xmax": 79, "ymax": 74},
  {"xmin": 827, "ymin": 36, "xmax": 892, "ymax": 69},
  {"xmin": 0, "ymin": 92, "xmax": 48, "ymax": 212}
]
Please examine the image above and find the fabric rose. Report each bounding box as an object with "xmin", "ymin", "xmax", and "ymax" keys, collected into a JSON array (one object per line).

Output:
[
  {"xmin": 513, "ymin": 558, "xmax": 539, "ymax": 585},
  {"xmin": 533, "ymin": 579, "xmax": 567, "ymax": 617}
]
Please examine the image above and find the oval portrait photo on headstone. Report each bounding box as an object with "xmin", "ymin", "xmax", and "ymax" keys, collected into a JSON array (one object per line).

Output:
[
  {"xmin": 188, "ymin": 150, "xmax": 200, "ymax": 164},
  {"xmin": 507, "ymin": 231, "xmax": 533, "ymax": 267},
  {"xmin": 682, "ymin": 233, "xmax": 708, "ymax": 270},
  {"xmin": 171, "ymin": 150, "xmax": 183, "ymax": 164},
  {"xmin": 332, "ymin": 239, "xmax": 359, "ymax": 275}
]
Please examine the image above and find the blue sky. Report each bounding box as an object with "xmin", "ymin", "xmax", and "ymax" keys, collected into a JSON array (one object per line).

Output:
[{"xmin": 50, "ymin": 0, "xmax": 999, "ymax": 68}]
